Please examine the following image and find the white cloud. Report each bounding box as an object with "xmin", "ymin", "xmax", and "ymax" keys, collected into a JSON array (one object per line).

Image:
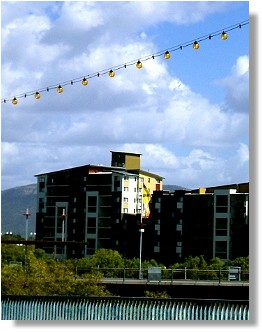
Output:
[
  {"xmin": 1, "ymin": 1, "xmax": 249, "ymax": 190},
  {"xmin": 216, "ymin": 55, "xmax": 249, "ymax": 113}
]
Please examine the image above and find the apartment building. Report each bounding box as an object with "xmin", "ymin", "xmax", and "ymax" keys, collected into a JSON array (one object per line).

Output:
[
  {"xmin": 35, "ymin": 151, "xmax": 163, "ymax": 259},
  {"xmin": 147, "ymin": 184, "xmax": 249, "ymax": 265}
]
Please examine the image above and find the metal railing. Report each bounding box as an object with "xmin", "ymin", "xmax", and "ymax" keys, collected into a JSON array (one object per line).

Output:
[{"xmin": 74, "ymin": 267, "xmax": 249, "ymax": 283}]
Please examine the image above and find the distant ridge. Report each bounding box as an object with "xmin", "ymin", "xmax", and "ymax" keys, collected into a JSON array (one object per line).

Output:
[
  {"xmin": 164, "ymin": 184, "xmax": 190, "ymax": 192},
  {"xmin": 1, "ymin": 183, "xmax": 190, "ymax": 236},
  {"xmin": 1, "ymin": 184, "xmax": 37, "ymax": 236}
]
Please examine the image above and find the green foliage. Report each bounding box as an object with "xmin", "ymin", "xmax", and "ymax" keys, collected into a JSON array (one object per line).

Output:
[
  {"xmin": 1, "ymin": 243, "xmax": 27, "ymax": 265},
  {"xmin": 144, "ymin": 290, "xmax": 171, "ymax": 298},
  {"xmin": 227, "ymin": 256, "xmax": 249, "ymax": 281},
  {"xmin": 1, "ymin": 264, "xmax": 27, "ymax": 295},
  {"xmin": 1, "ymin": 238, "xmax": 249, "ymax": 296},
  {"xmin": 1, "ymin": 247, "xmax": 112, "ymax": 296},
  {"xmin": 228, "ymin": 256, "xmax": 249, "ymax": 271},
  {"xmin": 72, "ymin": 272, "xmax": 112, "ymax": 296},
  {"xmin": 88, "ymin": 248, "xmax": 125, "ymax": 277},
  {"xmin": 89, "ymin": 248, "xmax": 124, "ymax": 268}
]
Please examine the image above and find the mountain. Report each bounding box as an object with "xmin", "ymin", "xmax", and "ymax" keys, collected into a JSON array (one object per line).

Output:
[
  {"xmin": 1, "ymin": 183, "xmax": 190, "ymax": 237},
  {"xmin": 1, "ymin": 184, "xmax": 37, "ymax": 236},
  {"xmin": 163, "ymin": 185, "xmax": 190, "ymax": 192}
]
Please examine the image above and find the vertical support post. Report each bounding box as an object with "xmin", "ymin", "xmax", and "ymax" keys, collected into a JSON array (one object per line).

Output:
[
  {"xmin": 62, "ymin": 209, "xmax": 66, "ymax": 242},
  {"xmin": 61, "ymin": 209, "xmax": 67, "ymax": 257},
  {"xmin": 23, "ymin": 208, "xmax": 31, "ymax": 241},
  {"xmin": 139, "ymin": 228, "xmax": 144, "ymax": 279},
  {"xmin": 138, "ymin": 175, "xmax": 145, "ymax": 280}
]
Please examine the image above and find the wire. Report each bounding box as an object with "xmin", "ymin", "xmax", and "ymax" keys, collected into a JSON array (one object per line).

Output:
[{"xmin": 1, "ymin": 19, "xmax": 249, "ymax": 104}]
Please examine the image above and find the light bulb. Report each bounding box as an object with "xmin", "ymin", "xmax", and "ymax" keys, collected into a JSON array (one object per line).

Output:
[
  {"xmin": 82, "ymin": 77, "xmax": 88, "ymax": 85},
  {"xmin": 57, "ymin": 85, "xmax": 63, "ymax": 93},
  {"xmin": 35, "ymin": 92, "xmax": 41, "ymax": 99},
  {"xmin": 221, "ymin": 31, "xmax": 228, "ymax": 40},
  {"xmin": 164, "ymin": 51, "xmax": 171, "ymax": 59},
  {"xmin": 109, "ymin": 70, "xmax": 115, "ymax": 77},
  {"xmin": 193, "ymin": 41, "xmax": 200, "ymax": 50},
  {"xmin": 12, "ymin": 97, "xmax": 18, "ymax": 105},
  {"xmin": 136, "ymin": 60, "xmax": 142, "ymax": 69}
]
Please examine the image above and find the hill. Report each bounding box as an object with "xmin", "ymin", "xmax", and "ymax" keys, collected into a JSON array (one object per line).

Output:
[
  {"xmin": 1, "ymin": 184, "xmax": 37, "ymax": 236},
  {"xmin": 1, "ymin": 183, "xmax": 189, "ymax": 237}
]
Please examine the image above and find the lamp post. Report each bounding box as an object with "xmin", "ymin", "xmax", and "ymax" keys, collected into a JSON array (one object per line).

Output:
[
  {"xmin": 23, "ymin": 208, "xmax": 31, "ymax": 240},
  {"xmin": 138, "ymin": 182, "xmax": 145, "ymax": 280},
  {"xmin": 61, "ymin": 209, "xmax": 67, "ymax": 257},
  {"xmin": 138, "ymin": 226, "xmax": 144, "ymax": 279},
  {"xmin": 61, "ymin": 209, "xmax": 66, "ymax": 242}
]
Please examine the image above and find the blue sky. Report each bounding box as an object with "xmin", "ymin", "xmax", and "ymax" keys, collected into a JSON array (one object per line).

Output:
[{"xmin": 1, "ymin": 1, "xmax": 250, "ymax": 190}]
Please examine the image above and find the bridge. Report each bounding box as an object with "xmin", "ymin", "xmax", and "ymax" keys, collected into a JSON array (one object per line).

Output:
[{"xmin": 98, "ymin": 277, "xmax": 249, "ymax": 300}]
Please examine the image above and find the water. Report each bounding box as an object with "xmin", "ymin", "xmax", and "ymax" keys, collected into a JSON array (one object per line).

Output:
[{"xmin": 1, "ymin": 296, "xmax": 249, "ymax": 320}]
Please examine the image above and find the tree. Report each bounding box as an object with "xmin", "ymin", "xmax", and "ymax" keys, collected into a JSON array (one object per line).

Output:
[
  {"xmin": 1, "ymin": 243, "xmax": 27, "ymax": 265},
  {"xmin": 88, "ymin": 248, "xmax": 125, "ymax": 277},
  {"xmin": 1, "ymin": 249, "xmax": 112, "ymax": 296},
  {"xmin": 71, "ymin": 272, "xmax": 112, "ymax": 296}
]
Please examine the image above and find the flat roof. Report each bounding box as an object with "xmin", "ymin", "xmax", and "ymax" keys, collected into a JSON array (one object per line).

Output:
[
  {"xmin": 34, "ymin": 164, "xmax": 125, "ymax": 177},
  {"xmin": 34, "ymin": 164, "xmax": 164, "ymax": 180},
  {"xmin": 110, "ymin": 151, "xmax": 142, "ymax": 157}
]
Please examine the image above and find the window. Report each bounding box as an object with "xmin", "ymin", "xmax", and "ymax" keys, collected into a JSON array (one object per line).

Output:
[
  {"xmin": 39, "ymin": 179, "xmax": 45, "ymax": 192},
  {"xmin": 216, "ymin": 206, "xmax": 228, "ymax": 213},
  {"xmin": 88, "ymin": 206, "xmax": 96, "ymax": 213},
  {"xmin": 176, "ymin": 247, "xmax": 182, "ymax": 254},
  {"xmin": 88, "ymin": 218, "xmax": 96, "ymax": 227},
  {"xmin": 216, "ymin": 195, "xmax": 228, "ymax": 206},
  {"xmin": 176, "ymin": 224, "xmax": 182, "ymax": 232},
  {"xmin": 87, "ymin": 217, "xmax": 96, "ymax": 234},
  {"xmin": 215, "ymin": 241, "xmax": 227, "ymax": 259},
  {"xmin": 86, "ymin": 239, "xmax": 96, "ymax": 255},
  {"xmin": 88, "ymin": 196, "xmax": 97, "ymax": 206},
  {"xmin": 124, "ymin": 187, "xmax": 129, "ymax": 191},
  {"xmin": 39, "ymin": 198, "xmax": 44, "ymax": 211},
  {"xmin": 124, "ymin": 197, "xmax": 128, "ymax": 202},
  {"xmin": 216, "ymin": 218, "xmax": 228, "ymax": 236},
  {"xmin": 87, "ymin": 228, "xmax": 96, "ymax": 234}
]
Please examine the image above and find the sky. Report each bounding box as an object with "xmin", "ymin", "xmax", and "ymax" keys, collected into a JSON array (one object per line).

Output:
[{"xmin": 1, "ymin": 0, "xmax": 251, "ymax": 191}]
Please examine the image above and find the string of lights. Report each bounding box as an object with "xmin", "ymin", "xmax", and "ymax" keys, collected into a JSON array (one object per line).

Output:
[{"xmin": 2, "ymin": 19, "xmax": 249, "ymax": 105}]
